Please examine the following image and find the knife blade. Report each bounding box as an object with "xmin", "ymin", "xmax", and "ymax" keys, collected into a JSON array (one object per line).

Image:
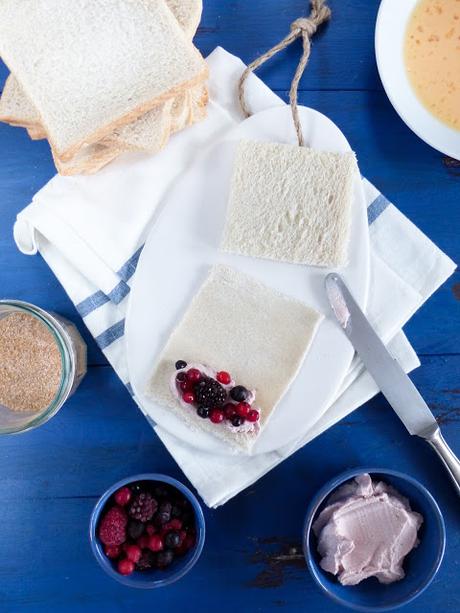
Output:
[{"xmin": 325, "ymin": 272, "xmax": 460, "ymax": 497}]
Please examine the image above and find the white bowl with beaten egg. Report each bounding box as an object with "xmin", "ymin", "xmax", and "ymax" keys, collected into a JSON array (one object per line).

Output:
[{"xmin": 376, "ymin": 0, "xmax": 460, "ymax": 160}]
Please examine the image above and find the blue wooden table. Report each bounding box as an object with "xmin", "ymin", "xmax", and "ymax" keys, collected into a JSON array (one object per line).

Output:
[{"xmin": 0, "ymin": 1, "xmax": 459, "ymax": 611}]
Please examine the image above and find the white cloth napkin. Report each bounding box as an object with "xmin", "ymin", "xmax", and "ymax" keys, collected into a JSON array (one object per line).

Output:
[{"xmin": 13, "ymin": 48, "xmax": 456, "ymax": 508}]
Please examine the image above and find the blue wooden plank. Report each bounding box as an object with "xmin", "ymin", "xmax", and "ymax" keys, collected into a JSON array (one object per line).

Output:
[{"xmin": 0, "ymin": 362, "xmax": 458, "ymax": 612}]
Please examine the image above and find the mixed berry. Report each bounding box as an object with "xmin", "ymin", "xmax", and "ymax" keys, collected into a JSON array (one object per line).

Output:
[
  {"xmin": 174, "ymin": 360, "xmax": 260, "ymax": 428},
  {"xmin": 98, "ymin": 480, "xmax": 196, "ymax": 575}
]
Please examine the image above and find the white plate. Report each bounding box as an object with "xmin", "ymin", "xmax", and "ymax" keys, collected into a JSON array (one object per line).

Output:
[
  {"xmin": 375, "ymin": 0, "xmax": 460, "ymax": 160},
  {"xmin": 126, "ymin": 106, "xmax": 370, "ymax": 456}
]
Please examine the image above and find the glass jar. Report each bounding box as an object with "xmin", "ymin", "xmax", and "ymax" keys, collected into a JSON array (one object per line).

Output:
[{"xmin": 0, "ymin": 300, "xmax": 87, "ymax": 434}]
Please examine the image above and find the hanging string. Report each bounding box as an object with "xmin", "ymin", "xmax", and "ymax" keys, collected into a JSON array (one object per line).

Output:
[{"xmin": 238, "ymin": 0, "xmax": 331, "ymax": 146}]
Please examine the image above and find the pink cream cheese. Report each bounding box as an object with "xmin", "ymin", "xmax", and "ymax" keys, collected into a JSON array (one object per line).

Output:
[
  {"xmin": 312, "ymin": 473, "xmax": 423, "ymax": 586},
  {"xmin": 170, "ymin": 362, "xmax": 261, "ymax": 436}
]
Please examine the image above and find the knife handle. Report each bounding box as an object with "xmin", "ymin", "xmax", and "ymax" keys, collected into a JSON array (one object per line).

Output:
[{"xmin": 426, "ymin": 428, "xmax": 460, "ymax": 497}]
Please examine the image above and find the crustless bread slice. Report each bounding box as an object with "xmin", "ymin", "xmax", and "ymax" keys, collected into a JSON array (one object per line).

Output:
[
  {"xmin": 147, "ymin": 265, "xmax": 323, "ymax": 453},
  {"xmin": 222, "ymin": 141, "xmax": 357, "ymax": 268}
]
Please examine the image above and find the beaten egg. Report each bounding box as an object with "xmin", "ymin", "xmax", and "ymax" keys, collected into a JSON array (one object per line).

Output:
[{"xmin": 405, "ymin": 0, "xmax": 460, "ymax": 130}]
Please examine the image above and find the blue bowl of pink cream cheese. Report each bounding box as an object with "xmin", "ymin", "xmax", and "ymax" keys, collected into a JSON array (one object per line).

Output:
[{"xmin": 303, "ymin": 468, "xmax": 445, "ymax": 611}]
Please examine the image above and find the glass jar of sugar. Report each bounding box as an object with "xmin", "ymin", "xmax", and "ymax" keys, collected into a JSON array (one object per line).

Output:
[{"xmin": 0, "ymin": 300, "xmax": 87, "ymax": 434}]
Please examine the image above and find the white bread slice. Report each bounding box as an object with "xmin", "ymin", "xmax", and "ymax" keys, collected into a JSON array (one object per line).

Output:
[
  {"xmin": 26, "ymin": 124, "xmax": 47, "ymax": 140},
  {"xmin": 104, "ymin": 99, "xmax": 174, "ymax": 152},
  {"xmin": 147, "ymin": 264, "xmax": 323, "ymax": 453},
  {"xmin": 222, "ymin": 141, "xmax": 357, "ymax": 268},
  {"xmin": 0, "ymin": 74, "xmax": 39, "ymax": 126},
  {"xmin": 166, "ymin": 0, "xmax": 203, "ymax": 39},
  {"xmin": 51, "ymin": 143, "xmax": 123, "ymax": 176},
  {"xmin": 0, "ymin": 0, "xmax": 203, "ymax": 130},
  {"xmin": 0, "ymin": 0, "xmax": 208, "ymax": 160}
]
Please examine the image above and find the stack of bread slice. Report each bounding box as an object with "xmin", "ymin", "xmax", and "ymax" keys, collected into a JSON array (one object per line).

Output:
[{"xmin": 0, "ymin": 0, "xmax": 207, "ymax": 175}]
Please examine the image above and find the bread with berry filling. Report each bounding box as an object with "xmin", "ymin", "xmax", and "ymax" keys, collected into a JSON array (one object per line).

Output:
[{"xmin": 147, "ymin": 264, "xmax": 323, "ymax": 453}]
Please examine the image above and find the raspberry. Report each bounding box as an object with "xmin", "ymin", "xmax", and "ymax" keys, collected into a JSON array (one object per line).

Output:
[
  {"xmin": 118, "ymin": 558, "xmax": 135, "ymax": 575},
  {"xmin": 99, "ymin": 506, "xmax": 127, "ymax": 546},
  {"xmin": 128, "ymin": 492, "xmax": 158, "ymax": 522},
  {"xmin": 114, "ymin": 486, "xmax": 132, "ymax": 506}
]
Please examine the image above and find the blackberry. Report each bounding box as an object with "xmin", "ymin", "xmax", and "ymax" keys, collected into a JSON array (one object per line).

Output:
[
  {"xmin": 230, "ymin": 385, "xmax": 250, "ymax": 402},
  {"xmin": 194, "ymin": 377, "xmax": 227, "ymax": 407},
  {"xmin": 127, "ymin": 519, "xmax": 145, "ymax": 541},
  {"xmin": 175, "ymin": 360, "xmax": 187, "ymax": 370},
  {"xmin": 128, "ymin": 492, "xmax": 158, "ymax": 522},
  {"xmin": 164, "ymin": 531, "xmax": 181, "ymax": 549},
  {"xmin": 156, "ymin": 549, "xmax": 174, "ymax": 568},
  {"xmin": 155, "ymin": 501, "xmax": 172, "ymax": 525},
  {"xmin": 136, "ymin": 550, "xmax": 156, "ymax": 571}
]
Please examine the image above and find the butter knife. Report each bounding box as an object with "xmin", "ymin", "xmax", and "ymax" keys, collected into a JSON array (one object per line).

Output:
[{"xmin": 325, "ymin": 272, "xmax": 460, "ymax": 497}]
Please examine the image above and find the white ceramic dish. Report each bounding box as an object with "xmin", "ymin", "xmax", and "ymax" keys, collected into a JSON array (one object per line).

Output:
[
  {"xmin": 375, "ymin": 0, "xmax": 460, "ymax": 160},
  {"xmin": 126, "ymin": 106, "xmax": 370, "ymax": 456}
]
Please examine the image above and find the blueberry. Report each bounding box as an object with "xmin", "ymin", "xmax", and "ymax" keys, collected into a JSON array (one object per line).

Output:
[
  {"xmin": 175, "ymin": 360, "xmax": 187, "ymax": 370},
  {"xmin": 127, "ymin": 520, "xmax": 145, "ymax": 540},
  {"xmin": 230, "ymin": 385, "xmax": 249, "ymax": 402},
  {"xmin": 197, "ymin": 406, "xmax": 210, "ymax": 419},
  {"xmin": 231, "ymin": 415, "xmax": 244, "ymax": 427},
  {"xmin": 155, "ymin": 501, "xmax": 172, "ymax": 525},
  {"xmin": 164, "ymin": 530, "xmax": 181, "ymax": 549},
  {"xmin": 156, "ymin": 549, "xmax": 174, "ymax": 568},
  {"xmin": 176, "ymin": 371, "xmax": 187, "ymax": 382}
]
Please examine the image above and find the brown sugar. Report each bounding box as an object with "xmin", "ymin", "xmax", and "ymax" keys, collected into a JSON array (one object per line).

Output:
[{"xmin": 0, "ymin": 312, "xmax": 62, "ymax": 412}]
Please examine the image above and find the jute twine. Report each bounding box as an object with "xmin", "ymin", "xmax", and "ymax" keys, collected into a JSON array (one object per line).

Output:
[{"xmin": 238, "ymin": 0, "xmax": 331, "ymax": 147}]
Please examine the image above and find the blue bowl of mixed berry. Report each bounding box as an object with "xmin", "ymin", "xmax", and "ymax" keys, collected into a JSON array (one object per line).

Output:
[{"xmin": 89, "ymin": 474, "xmax": 205, "ymax": 588}]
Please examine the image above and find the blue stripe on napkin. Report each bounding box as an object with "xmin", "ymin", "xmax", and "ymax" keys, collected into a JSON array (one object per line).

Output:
[
  {"xmin": 95, "ymin": 319, "xmax": 125, "ymax": 350},
  {"xmin": 367, "ymin": 194, "xmax": 390, "ymax": 225},
  {"xmin": 117, "ymin": 246, "xmax": 143, "ymax": 283},
  {"xmin": 75, "ymin": 247, "xmax": 143, "ymax": 318},
  {"xmin": 76, "ymin": 281, "xmax": 130, "ymax": 317}
]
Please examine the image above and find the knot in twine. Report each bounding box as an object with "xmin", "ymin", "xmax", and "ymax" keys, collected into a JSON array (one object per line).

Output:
[{"xmin": 239, "ymin": 0, "xmax": 331, "ymax": 147}]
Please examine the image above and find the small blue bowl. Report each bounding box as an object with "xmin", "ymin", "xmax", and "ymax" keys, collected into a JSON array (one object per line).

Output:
[
  {"xmin": 303, "ymin": 468, "xmax": 445, "ymax": 612},
  {"xmin": 90, "ymin": 473, "xmax": 205, "ymax": 588}
]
